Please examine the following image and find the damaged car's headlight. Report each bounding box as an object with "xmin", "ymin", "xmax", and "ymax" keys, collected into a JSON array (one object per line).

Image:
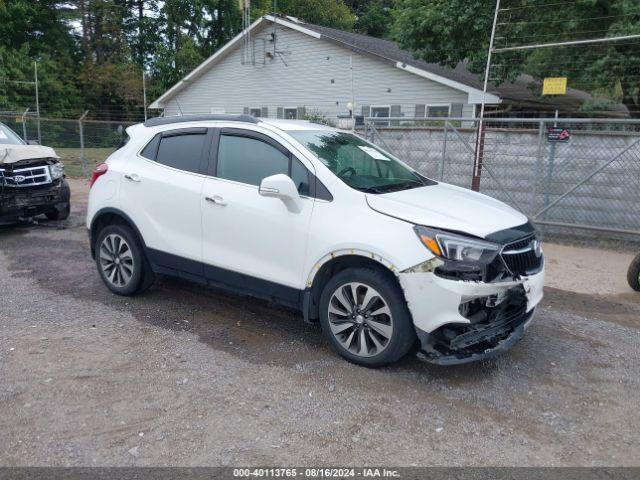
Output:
[
  {"xmin": 49, "ymin": 163, "xmax": 64, "ymax": 180},
  {"xmin": 414, "ymin": 226, "xmax": 500, "ymax": 264}
]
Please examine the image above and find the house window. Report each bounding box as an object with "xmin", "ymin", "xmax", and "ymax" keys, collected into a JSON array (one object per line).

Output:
[
  {"xmin": 426, "ymin": 104, "xmax": 451, "ymax": 118},
  {"xmin": 284, "ymin": 108, "xmax": 298, "ymax": 120},
  {"xmin": 249, "ymin": 108, "xmax": 262, "ymax": 117},
  {"xmin": 370, "ymin": 105, "xmax": 390, "ymax": 126}
]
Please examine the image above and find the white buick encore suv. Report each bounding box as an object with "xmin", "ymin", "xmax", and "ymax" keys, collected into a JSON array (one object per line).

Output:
[{"xmin": 87, "ymin": 115, "xmax": 544, "ymax": 367}]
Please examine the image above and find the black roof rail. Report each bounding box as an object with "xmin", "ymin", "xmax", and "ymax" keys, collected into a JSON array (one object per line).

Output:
[{"xmin": 143, "ymin": 114, "xmax": 259, "ymax": 127}]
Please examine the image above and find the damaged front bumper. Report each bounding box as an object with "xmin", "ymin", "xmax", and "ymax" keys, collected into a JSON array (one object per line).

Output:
[
  {"xmin": 0, "ymin": 179, "xmax": 70, "ymax": 225},
  {"xmin": 399, "ymin": 264, "xmax": 544, "ymax": 365}
]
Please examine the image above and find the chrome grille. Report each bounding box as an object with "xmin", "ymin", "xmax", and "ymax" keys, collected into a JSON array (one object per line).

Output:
[
  {"xmin": 0, "ymin": 165, "xmax": 52, "ymax": 187},
  {"xmin": 501, "ymin": 235, "xmax": 543, "ymax": 276}
]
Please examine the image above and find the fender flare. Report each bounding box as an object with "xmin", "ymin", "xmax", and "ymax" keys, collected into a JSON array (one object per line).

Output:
[
  {"xmin": 89, "ymin": 207, "xmax": 147, "ymax": 258},
  {"xmin": 304, "ymin": 248, "xmax": 399, "ymax": 288}
]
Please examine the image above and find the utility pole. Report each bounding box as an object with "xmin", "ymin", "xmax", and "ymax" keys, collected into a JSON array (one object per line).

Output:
[
  {"xmin": 472, "ymin": 0, "xmax": 501, "ymax": 191},
  {"xmin": 34, "ymin": 61, "xmax": 41, "ymax": 144}
]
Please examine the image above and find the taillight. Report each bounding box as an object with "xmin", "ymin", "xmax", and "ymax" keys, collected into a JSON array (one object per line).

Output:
[{"xmin": 89, "ymin": 163, "xmax": 108, "ymax": 189}]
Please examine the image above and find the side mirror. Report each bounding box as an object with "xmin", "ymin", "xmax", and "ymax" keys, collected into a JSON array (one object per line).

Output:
[
  {"xmin": 259, "ymin": 174, "xmax": 301, "ymax": 211},
  {"xmin": 27, "ymin": 140, "xmax": 40, "ymax": 145}
]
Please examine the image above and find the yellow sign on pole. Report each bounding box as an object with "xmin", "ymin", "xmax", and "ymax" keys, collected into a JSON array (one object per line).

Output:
[{"xmin": 542, "ymin": 77, "xmax": 567, "ymax": 95}]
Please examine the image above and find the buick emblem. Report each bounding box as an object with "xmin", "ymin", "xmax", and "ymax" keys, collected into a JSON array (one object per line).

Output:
[{"xmin": 13, "ymin": 175, "xmax": 26, "ymax": 183}]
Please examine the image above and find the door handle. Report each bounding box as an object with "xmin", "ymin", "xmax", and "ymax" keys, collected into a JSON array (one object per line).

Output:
[
  {"xmin": 205, "ymin": 195, "xmax": 227, "ymax": 206},
  {"xmin": 124, "ymin": 173, "xmax": 141, "ymax": 182}
]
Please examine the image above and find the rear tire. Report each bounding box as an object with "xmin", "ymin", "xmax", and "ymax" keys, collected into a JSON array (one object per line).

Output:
[
  {"xmin": 627, "ymin": 253, "xmax": 640, "ymax": 292},
  {"xmin": 319, "ymin": 267, "xmax": 416, "ymax": 367},
  {"xmin": 95, "ymin": 224, "xmax": 153, "ymax": 295}
]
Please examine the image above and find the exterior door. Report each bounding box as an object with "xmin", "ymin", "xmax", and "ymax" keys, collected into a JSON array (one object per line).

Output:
[
  {"xmin": 201, "ymin": 128, "xmax": 314, "ymax": 296},
  {"xmin": 120, "ymin": 127, "xmax": 211, "ymax": 272}
]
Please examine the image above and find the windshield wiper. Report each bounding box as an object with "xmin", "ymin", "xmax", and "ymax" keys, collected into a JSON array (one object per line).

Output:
[
  {"xmin": 357, "ymin": 186, "xmax": 388, "ymax": 194},
  {"xmin": 375, "ymin": 180, "xmax": 425, "ymax": 193}
]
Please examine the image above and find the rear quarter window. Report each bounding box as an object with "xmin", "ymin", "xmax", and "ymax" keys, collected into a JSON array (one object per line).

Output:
[{"xmin": 139, "ymin": 128, "xmax": 207, "ymax": 174}]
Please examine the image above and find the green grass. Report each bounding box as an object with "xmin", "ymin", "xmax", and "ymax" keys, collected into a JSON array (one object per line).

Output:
[{"xmin": 55, "ymin": 147, "xmax": 115, "ymax": 178}]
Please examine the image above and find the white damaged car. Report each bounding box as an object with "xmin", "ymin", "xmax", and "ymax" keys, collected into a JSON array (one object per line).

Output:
[{"xmin": 87, "ymin": 115, "xmax": 544, "ymax": 367}]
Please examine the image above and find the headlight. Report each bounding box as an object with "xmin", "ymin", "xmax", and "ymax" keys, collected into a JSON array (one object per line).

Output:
[
  {"xmin": 49, "ymin": 163, "xmax": 64, "ymax": 180},
  {"xmin": 414, "ymin": 226, "xmax": 500, "ymax": 264}
]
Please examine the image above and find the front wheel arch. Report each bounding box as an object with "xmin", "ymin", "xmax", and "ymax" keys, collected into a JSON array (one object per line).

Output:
[{"xmin": 306, "ymin": 252, "xmax": 403, "ymax": 323}]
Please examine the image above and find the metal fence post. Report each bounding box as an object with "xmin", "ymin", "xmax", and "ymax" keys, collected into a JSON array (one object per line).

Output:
[
  {"xmin": 78, "ymin": 110, "xmax": 89, "ymax": 177},
  {"xmin": 543, "ymin": 127, "xmax": 558, "ymax": 220},
  {"xmin": 21, "ymin": 108, "xmax": 29, "ymax": 142},
  {"xmin": 531, "ymin": 120, "xmax": 545, "ymax": 214},
  {"xmin": 440, "ymin": 122, "xmax": 448, "ymax": 181}
]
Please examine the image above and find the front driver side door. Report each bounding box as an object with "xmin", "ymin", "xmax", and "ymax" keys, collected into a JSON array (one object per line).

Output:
[{"xmin": 201, "ymin": 128, "xmax": 314, "ymax": 302}]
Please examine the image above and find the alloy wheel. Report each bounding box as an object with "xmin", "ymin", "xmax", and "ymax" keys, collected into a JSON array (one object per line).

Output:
[
  {"xmin": 327, "ymin": 282, "xmax": 393, "ymax": 358},
  {"xmin": 99, "ymin": 234, "xmax": 134, "ymax": 288}
]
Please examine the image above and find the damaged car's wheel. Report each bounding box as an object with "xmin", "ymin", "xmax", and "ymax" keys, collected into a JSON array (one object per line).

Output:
[
  {"xmin": 319, "ymin": 267, "xmax": 415, "ymax": 368},
  {"xmin": 45, "ymin": 202, "xmax": 70, "ymax": 221},
  {"xmin": 95, "ymin": 224, "xmax": 150, "ymax": 296}
]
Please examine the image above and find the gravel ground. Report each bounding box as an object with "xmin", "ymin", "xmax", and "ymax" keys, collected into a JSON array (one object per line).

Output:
[{"xmin": 0, "ymin": 180, "xmax": 639, "ymax": 467}]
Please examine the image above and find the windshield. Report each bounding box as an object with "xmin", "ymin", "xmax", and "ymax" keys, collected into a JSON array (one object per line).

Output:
[
  {"xmin": 0, "ymin": 123, "xmax": 26, "ymax": 145},
  {"xmin": 288, "ymin": 130, "xmax": 432, "ymax": 193}
]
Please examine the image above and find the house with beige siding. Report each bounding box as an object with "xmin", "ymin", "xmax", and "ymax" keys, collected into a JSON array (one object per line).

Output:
[{"xmin": 150, "ymin": 15, "xmax": 592, "ymax": 122}]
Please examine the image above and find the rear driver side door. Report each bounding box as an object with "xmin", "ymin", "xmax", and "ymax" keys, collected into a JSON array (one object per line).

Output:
[{"xmin": 120, "ymin": 127, "xmax": 212, "ymax": 274}]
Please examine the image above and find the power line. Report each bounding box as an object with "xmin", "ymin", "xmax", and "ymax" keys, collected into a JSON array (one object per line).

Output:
[{"xmin": 492, "ymin": 34, "xmax": 640, "ymax": 52}]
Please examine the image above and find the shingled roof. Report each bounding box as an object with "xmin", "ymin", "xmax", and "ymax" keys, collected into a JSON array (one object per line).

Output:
[{"xmin": 297, "ymin": 19, "xmax": 601, "ymax": 112}]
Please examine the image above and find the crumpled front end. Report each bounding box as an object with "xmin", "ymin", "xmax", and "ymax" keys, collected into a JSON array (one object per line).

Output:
[
  {"xmin": 399, "ymin": 245, "xmax": 545, "ymax": 365},
  {"xmin": 0, "ymin": 156, "xmax": 70, "ymax": 224}
]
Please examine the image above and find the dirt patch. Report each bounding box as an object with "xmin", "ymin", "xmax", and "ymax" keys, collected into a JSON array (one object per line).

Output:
[{"xmin": 543, "ymin": 243, "xmax": 636, "ymax": 295}]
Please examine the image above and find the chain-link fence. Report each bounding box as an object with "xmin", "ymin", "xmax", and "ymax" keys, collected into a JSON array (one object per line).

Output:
[
  {"xmin": 2, "ymin": 110, "xmax": 639, "ymax": 238},
  {"xmin": 363, "ymin": 117, "xmax": 640, "ymax": 239},
  {"xmin": 0, "ymin": 113, "xmax": 134, "ymax": 177}
]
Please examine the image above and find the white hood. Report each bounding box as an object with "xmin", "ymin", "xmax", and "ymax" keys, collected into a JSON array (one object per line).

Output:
[
  {"xmin": 0, "ymin": 145, "xmax": 59, "ymax": 164},
  {"xmin": 366, "ymin": 182, "xmax": 529, "ymax": 239}
]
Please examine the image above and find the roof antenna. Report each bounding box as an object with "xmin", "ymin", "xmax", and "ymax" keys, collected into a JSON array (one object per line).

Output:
[{"xmin": 174, "ymin": 98, "xmax": 184, "ymax": 116}]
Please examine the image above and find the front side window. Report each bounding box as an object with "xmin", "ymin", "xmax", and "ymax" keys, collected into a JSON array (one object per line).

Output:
[
  {"xmin": 0, "ymin": 123, "xmax": 25, "ymax": 145},
  {"xmin": 288, "ymin": 130, "xmax": 431, "ymax": 194},
  {"xmin": 216, "ymin": 134, "xmax": 311, "ymax": 196},
  {"xmin": 217, "ymin": 135, "xmax": 289, "ymax": 187},
  {"xmin": 155, "ymin": 132, "xmax": 206, "ymax": 174}
]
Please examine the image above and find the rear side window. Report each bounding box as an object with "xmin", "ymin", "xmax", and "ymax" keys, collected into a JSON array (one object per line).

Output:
[
  {"xmin": 155, "ymin": 132, "xmax": 206, "ymax": 174},
  {"xmin": 217, "ymin": 135, "xmax": 289, "ymax": 186}
]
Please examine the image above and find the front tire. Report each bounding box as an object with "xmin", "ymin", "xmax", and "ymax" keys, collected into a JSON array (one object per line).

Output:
[
  {"xmin": 95, "ymin": 224, "xmax": 152, "ymax": 295},
  {"xmin": 627, "ymin": 253, "xmax": 640, "ymax": 292},
  {"xmin": 45, "ymin": 202, "xmax": 70, "ymax": 221},
  {"xmin": 319, "ymin": 267, "xmax": 416, "ymax": 367}
]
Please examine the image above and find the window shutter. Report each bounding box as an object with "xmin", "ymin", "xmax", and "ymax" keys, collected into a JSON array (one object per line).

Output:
[
  {"xmin": 297, "ymin": 106, "xmax": 306, "ymax": 119},
  {"xmin": 261, "ymin": 107, "xmax": 269, "ymax": 118},
  {"xmin": 450, "ymin": 103, "xmax": 463, "ymax": 118},
  {"xmin": 243, "ymin": 107, "xmax": 249, "ymax": 114},
  {"xmin": 390, "ymin": 105, "xmax": 402, "ymax": 126},
  {"xmin": 277, "ymin": 107, "xmax": 284, "ymax": 119},
  {"xmin": 414, "ymin": 104, "xmax": 426, "ymax": 118},
  {"xmin": 361, "ymin": 105, "xmax": 371, "ymax": 118}
]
